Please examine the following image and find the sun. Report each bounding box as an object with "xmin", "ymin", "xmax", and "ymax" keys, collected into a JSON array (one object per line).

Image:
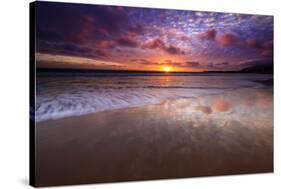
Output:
[{"xmin": 162, "ymin": 65, "xmax": 173, "ymax": 72}]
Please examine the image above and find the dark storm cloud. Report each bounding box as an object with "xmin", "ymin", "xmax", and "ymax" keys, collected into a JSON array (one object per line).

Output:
[
  {"xmin": 36, "ymin": 2, "xmax": 135, "ymax": 42},
  {"xmin": 35, "ymin": 1, "xmax": 143, "ymax": 57}
]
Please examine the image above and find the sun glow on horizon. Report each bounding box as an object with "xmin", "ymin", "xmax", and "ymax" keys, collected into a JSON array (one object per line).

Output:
[{"xmin": 161, "ymin": 65, "xmax": 173, "ymax": 72}]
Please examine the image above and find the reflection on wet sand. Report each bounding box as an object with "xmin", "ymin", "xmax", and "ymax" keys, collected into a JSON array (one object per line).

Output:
[
  {"xmin": 36, "ymin": 87, "xmax": 273, "ymax": 186},
  {"xmin": 212, "ymin": 100, "xmax": 230, "ymax": 112},
  {"xmin": 195, "ymin": 106, "xmax": 212, "ymax": 114}
]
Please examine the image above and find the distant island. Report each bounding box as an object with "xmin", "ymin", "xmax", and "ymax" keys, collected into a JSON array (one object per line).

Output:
[{"xmin": 205, "ymin": 63, "xmax": 273, "ymax": 74}]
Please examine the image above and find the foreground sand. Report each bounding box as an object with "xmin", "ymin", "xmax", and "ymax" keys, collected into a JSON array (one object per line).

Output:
[{"xmin": 36, "ymin": 87, "xmax": 273, "ymax": 186}]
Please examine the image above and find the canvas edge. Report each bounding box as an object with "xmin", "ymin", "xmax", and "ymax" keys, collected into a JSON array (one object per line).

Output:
[{"xmin": 29, "ymin": 1, "xmax": 36, "ymax": 187}]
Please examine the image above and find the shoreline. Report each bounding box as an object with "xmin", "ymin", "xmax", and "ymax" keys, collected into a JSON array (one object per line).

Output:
[
  {"xmin": 36, "ymin": 87, "xmax": 273, "ymax": 186},
  {"xmin": 36, "ymin": 84, "xmax": 272, "ymax": 123},
  {"xmin": 253, "ymin": 78, "xmax": 273, "ymax": 86}
]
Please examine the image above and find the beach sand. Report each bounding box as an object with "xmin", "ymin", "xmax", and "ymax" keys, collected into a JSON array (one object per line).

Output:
[{"xmin": 35, "ymin": 87, "xmax": 273, "ymax": 186}]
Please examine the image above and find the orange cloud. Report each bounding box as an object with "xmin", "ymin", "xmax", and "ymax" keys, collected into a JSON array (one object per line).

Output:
[
  {"xmin": 143, "ymin": 38, "xmax": 184, "ymax": 55},
  {"xmin": 198, "ymin": 29, "xmax": 216, "ymax": 40},
  {"xmin": 217, "ymin": 33, "xmax": 240, "ymax": 47}
]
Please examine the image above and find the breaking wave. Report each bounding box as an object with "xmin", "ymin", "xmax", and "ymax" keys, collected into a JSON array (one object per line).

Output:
[{"xmin": 36, "ymin": 74, "xmax": 271, "ymax": 122}]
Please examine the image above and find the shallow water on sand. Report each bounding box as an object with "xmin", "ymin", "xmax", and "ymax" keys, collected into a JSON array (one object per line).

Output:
[{"xmin": 36, "ymin": 87, "xmax": 273, "ymax": 186}]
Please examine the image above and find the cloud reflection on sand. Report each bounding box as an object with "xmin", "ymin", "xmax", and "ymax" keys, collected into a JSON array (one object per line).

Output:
[
  {"xmin": 255, "ymin": 90, "xmax": 273, "ymax": 109},
  {"xmin": 195, "ymin": 106, "xmax": 212, "ymax": 114},
  {"xmin": 188, "ymin": 88, "xmax": 273, "ymax": 120},
  {"xmin": 212, "ymin": 100, "xmax": 230, "ymax": 112},
  {"xmin": 36, "ymin": 87, "xmax": 273, "ymax": 185}
]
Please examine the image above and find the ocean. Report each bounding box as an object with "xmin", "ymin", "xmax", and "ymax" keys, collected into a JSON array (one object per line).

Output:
[{"xmin": 36, "ymin": 72, "xmax": 272, "ymax": 122}]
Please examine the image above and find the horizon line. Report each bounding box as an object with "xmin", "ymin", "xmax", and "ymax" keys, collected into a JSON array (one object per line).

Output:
[{"xmin": 36, "ymin": 67, "xmax": 242, "ymax": 73}]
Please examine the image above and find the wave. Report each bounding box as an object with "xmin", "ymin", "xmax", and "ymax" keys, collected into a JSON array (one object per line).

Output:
[
  {"xmin": 35, "ymin": 74, "xmax": 272, "ymax": 122},
  {"xmin": 36, "ymin": 88, "xmax": 225, "ymax": 122}
]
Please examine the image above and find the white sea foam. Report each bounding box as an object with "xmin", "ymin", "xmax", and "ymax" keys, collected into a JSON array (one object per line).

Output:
[{"xmin": 35, "ymin": 74, "xmax": 271, "ymax": 122}]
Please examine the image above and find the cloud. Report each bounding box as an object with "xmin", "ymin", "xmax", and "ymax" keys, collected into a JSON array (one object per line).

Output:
[
  {"xmin": 36, "ymin": 2, "xmax": 143, "ymax": 56},
  {"xmin": 178, "ymin": 61, "xmax": 230, "ymax": 70},
  {"xmin": 98, "ymin": 35, "xmax": 140, "ymax": 49},
  {"xmin": 143, "ymin": 38, "xmax": 184, "ymax": 55},
  {"xmin": 94, "ymin": 49, "xmax": 108, "ymax": 58},
  {"xmin": 34, "ymin": 2, "xmax": 273, "ymax": 71},
  {"xmin": 37, "ymin": 42, "xmax": 108, "ymax": 59},
  {"xmin": 217, "ymin": 33, "xmax": 240, "ymax": 46},
  {"xmin": 162, "ymin": 60, "xmax": 232, "ymax": 70},
  {"xmin": 130, "ymin": 58, "xmax": 155, "ymax": 65},
  {"xmin": 165, "ymin": 45, "xmax": 184, "ymax": 55},
  {"xmin": 143, "ymin": 38, "xmax": 165, "ymax": 49},
  {"xmin": 185, "ymin": 61, "xmax": 201, "ymax": 67},
  {"xmin": 99, "ymin": 40, "xmax": 116, "ymax": 48},
  {"xmin": 215, "ymin": 62, "xmax": 230, "ymax": 68},
  {"xmin": 116, "ymin": 36, "xmax": 139, "ymax": 47},
  {"xmin": 160, "ymin": 61, "xmax": 201, "ymax": 68},
  {"xmin": 36, "ymin": 52, "xmax": 123, "ymax": 68},
  {"xmin": 219, "ymin": 62, "xmax": 229, "ymax": 66},
  {"xmin": 262, "ymin": 40, "xmax": 273, "ymax": 50},
  {"xmin": 261, "ymin": 40, "xmax": 273, "ymax": 57},
  {"xmin": 246, "ymin": 38, "xmax": 263, "ymax": 49},
  {"xmin": 128, "ymin": 23, "xmax": 145, "ymax": 36},
  {"xmin": 246, "ymin": 38, "xmax": 273, "ymax": 58},
  {"xmin": 198, "ymin": 29, "xmax": 217, "ymax": 40},
  {"xmin": 261, "ymin": 50, "xmax": 273, "ymax": 57}
]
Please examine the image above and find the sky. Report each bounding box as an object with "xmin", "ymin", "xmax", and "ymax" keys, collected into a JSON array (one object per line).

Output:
[{"xmin": 35, "ymin": 1, "xmax": 273, "ymax": 72}]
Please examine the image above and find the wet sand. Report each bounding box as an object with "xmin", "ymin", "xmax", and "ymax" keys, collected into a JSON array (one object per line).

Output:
[{"xmin": 35, "ymin": 87, "xmax": 273, "ymax": 186}]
